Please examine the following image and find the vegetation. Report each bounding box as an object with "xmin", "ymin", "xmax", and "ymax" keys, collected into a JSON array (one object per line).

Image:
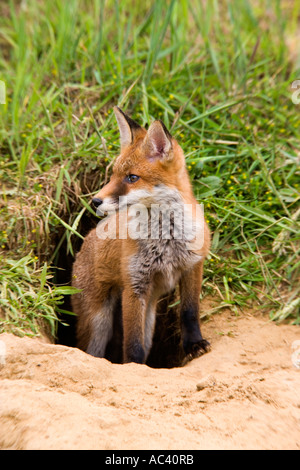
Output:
[{"xmin": 0, "ymin": 0, "xmax": 299, "ymax": 338}]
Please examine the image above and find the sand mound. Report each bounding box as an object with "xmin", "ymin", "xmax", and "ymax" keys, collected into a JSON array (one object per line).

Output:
[{"xmin": 0, "ymin": 311, "xmax": 299, "ymax": 450}]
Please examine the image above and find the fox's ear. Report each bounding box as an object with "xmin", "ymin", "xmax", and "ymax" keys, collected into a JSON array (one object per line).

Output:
[
  {"xmin": 143, "ymin": 120, "xmax": 173, "ymax": 162},
  {"xmin": 113, "ymin": 106, "xmax": 142, "ymax": 150}
]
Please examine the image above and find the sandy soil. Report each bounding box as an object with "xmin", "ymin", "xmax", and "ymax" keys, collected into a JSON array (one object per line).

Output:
[{"xmin": 0, "ymin": 310, "xmax": 299, "ymax": 450}]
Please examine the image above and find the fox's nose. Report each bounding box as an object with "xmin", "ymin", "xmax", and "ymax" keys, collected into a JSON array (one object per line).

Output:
[{"xmin": 92, "ymin": 198, "xmax": 103, "ymax": 208}]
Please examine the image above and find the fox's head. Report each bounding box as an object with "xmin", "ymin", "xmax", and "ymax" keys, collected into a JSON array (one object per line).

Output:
[{"xmin": 92, "ymin": 107, "xmax": 194, "ymax": 213}]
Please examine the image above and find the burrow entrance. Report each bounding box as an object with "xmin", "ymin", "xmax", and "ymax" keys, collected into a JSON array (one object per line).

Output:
[{"xmin": 53, "ymin": 207, "xmax": 186, "ymax": 369}]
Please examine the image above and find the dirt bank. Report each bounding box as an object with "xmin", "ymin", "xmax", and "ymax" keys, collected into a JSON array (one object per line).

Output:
[{"xmin": 0, "ymin": 310, "xmax": 299, "ymax": 450}]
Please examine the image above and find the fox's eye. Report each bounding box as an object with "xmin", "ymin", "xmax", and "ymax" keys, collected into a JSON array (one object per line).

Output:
[{"xmin": 126, "ymin": 174, "xmax": 140, "ymax": 184}]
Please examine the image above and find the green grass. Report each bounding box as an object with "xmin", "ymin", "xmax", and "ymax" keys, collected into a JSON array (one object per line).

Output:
[
  {"xmin": 0, "ymin": 253, "xmax": 77, "ymax": 337},
  {"xmin": 0, "ymin": 0, "xmax": 299, "ymax": 337}
]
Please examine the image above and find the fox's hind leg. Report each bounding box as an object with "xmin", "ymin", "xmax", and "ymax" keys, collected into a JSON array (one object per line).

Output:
[
  {"xmin": 144, "ymin": 298, "xmax": 157, "ymax": 360},
  {"xmin": 74, "ymin": 286, "xmax": 119, "ymax": 358},
  {"xmin": 86, "ymin": 301, "xmax": 114, "ymax": 357}
]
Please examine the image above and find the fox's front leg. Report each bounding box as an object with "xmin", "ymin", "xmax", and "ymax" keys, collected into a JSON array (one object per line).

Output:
[
  {"xmin": 122, "ymin": 286, "xmax": 147, "ymax": 364},
  {"xmin": 180, "ymin": 262, "xmax": 210, "ymax": 359}
]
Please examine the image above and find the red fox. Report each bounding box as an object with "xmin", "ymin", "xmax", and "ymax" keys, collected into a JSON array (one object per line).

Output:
[{"xmin": 71, "ymin": 107, "xmax": 211, "ymax": 364}]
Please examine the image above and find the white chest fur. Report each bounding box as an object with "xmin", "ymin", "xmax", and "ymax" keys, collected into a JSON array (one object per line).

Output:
[{"xmin": 127, "ymin": 185, "xmax": 202, "ymax": 296}]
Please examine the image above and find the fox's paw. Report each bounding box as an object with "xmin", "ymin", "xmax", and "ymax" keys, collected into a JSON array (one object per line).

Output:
[{"xmin": 182, "ymin": 339, "xmax": 211, "ymax": 366}]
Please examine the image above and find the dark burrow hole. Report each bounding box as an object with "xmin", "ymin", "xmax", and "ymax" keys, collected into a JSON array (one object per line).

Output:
[{"xmin": 53, "ymin": 211, "xmax": 186, "ymax": 369}]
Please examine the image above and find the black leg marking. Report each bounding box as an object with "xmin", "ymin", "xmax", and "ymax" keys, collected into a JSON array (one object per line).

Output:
[
  {"xmin": 125, "ymin": 341, "xmax": 145, "ymax": 364},
  {"xmin": 181, "ymin": 307, "xmax": 210, "ymax": 362}
]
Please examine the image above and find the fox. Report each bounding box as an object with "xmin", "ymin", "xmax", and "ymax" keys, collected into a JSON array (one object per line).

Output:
[{"xmin": 71, "ymin": 106, "xmax": 211, "ymax": 364}]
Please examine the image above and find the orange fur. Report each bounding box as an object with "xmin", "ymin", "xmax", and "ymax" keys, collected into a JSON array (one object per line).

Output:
[{"xmin": 72, "ymin": 107, "xmax": 210, "ymax": 364}]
